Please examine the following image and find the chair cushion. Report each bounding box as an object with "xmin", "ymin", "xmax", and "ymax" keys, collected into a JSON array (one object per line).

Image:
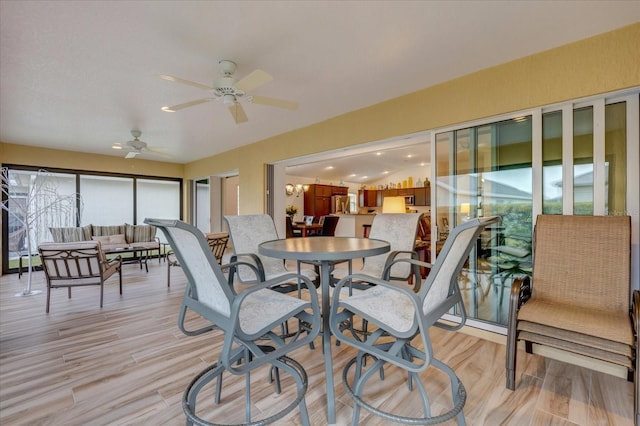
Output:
[
  {"xmin": 238, "ymin": 289, "xmax": 310, "ymax": 336},
  {"xmin": 49, "ymin": 225, "xmax": 92, "ymax": 242},
  {"xmin": 125, "ymin": 223, "xmax": 157, "ymax": 243},
  {"xmin": 518, "ymin": 298, "xmax": 634, "ymax": 347},
  {"xmin": 92, "ymin": 224, "xmax": 126, "ymax": 237}
]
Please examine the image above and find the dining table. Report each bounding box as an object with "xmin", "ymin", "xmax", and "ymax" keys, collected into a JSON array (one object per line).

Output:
[
  {"xmin": 292, "ymin": 222, "xmax": 323, "ymax": 237},
  {"xmin": 258, "ymin": 236, "xmax": 390, "ymax": 424}
]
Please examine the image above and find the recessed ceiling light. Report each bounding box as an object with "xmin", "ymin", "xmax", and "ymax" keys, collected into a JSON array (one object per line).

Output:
[
  {"xmin": 420, "ymin": 162, "xmax": 426, "ymax": 166},
  {"xmin": 161, "ymin": 106, "xmax": 176, "ymax": 112},
  {"xmin": 382, "ymin": 171, "xmax": 389, "ymax": 174},
  {"xmin": 325, "ymin": 166, "xmax": 334, "ymax": 170},
  {"xmin": 375, "ymin": 152, "xmax": 382, "ymax": 156},
  {"xmin": 406, "ymin": 154, "xmax": 414, "ymax": 158},
  {"xmin": 349, "ymin": 174, "xmax": 357, "ymax": 177},
  {"xmin": 361, "ymin": 176, "xmax": 368, "ymax": 179},
  {"xmin": 112, "ymin": 145, "xmax": 122, "ymax": 150}
]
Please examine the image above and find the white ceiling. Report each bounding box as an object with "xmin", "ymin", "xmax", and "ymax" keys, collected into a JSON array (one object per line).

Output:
[{"xmin": 1, "ymin": 1, "xmax": 638, "ymax": 176}]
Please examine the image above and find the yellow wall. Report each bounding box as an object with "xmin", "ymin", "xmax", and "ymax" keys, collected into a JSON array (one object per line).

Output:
[
  {"xmin": 185, "ymin": 23, "xmax": 640, "ymax": 214},
  {"xmin": 0, "ymin": 142, "xmax": 184, "ymax": 178}
]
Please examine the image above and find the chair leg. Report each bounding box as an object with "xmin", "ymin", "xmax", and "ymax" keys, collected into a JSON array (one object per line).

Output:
[
  {"xmin": 506, "ymin": 328, "xmax": 517, "ymax": 390},
  {"xmin": 100, "ymin": 283, "xmax": 104, "ymax": 308},
  {"xmin": 167, "ymin": 262, "xmax": 171, "ymax": 287},
  {"xmin": 46, "ymin": 286, "xmax": 51, "ymax": 313}
]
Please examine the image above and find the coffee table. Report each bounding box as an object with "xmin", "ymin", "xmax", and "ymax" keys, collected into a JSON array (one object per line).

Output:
[
  {"xmin": 104, "ymin": 246, "xmax": 151, "ymax": 272},
  {"xmin": 259, "ymin": 236, "xmax": 389, "ymax": 424}
]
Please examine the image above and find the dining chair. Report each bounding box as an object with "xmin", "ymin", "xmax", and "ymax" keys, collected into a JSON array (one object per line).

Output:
[
  {"xmin": 331, "ymin": 213, "xmax": 423, "ymax": 287},
  {"xmin": 329, "ymin": 216, "xmax": 499, "ymax": 425},
  {"xmin": 310, "ymin": 215, "xmax": 340, "ymax": 237},
  {"xmin": 145, "ymin": 218, "xmax": 321, "ymax": 425},
  {"xmin": 224, "ymin": 214, "xmax": 317, "ymax": 291}
]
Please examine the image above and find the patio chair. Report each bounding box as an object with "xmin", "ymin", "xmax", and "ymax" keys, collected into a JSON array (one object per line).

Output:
[
  {"xmin": 224, "ymin": 214, "xmax": 317, "ymax": 291},
  {"xmin": 506, "ymin": 215, "xmax": 638, "ymax": 424},
  {"xmin": 145, "ymin": 218, "xmax": 321, "ymax": 425},
  {"xmin": 329, "ymin": 216, "xmax": 499, "ymax": 425},
  {"xmin": 166, "ymin": 232, "xmax": 228, "ymax": 287},
  {"xmin": 331, "ymin": 213, "xmax": 423, "ymax": 289},
  {"xmin": 38, "ymin": 241, "xmax": 122, "ymax": 313}
]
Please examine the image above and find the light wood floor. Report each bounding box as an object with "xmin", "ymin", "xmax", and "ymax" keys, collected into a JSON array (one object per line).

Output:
[{"xmin": 0, "ymin": 260, "xmax": 634, "ymax": 425}]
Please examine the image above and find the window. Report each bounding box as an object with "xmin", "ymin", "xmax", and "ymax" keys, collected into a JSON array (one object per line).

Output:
[{"xmin": 2, "ymin": 166, "xmax": 182, "ymax": 274}]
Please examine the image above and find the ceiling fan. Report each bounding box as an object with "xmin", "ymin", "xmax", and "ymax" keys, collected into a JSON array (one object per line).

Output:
[
  {"xmin": 160, "ymin": 60, "xmax": 298, "ymax": 124},
  {"xmin": 112, "ymin": 130, "xmax": 169, "ymax": 159}
]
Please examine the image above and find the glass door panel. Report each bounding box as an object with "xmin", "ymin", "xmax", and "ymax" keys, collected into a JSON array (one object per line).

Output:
[
  {"xmin": 435, "ymin": 117, "xmax": 533, "ymax": 326},
  {"xmin": 573, "ymin": 107, "xmax": 594, "ymax": 214}
]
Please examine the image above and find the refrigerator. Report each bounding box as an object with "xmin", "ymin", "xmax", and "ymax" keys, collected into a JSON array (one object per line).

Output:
[{"xmin": 331, "ymin": 195, "xmax": 350, "ymax": 214}]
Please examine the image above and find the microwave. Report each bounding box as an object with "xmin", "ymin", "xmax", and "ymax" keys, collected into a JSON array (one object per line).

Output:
[{"xmin": 404, "ymin": 195, "xmax": 414, "ymax": 206}]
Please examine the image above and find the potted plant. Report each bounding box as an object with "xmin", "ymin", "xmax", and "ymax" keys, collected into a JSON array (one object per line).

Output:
[{"xmin": 286, "ymin": 205, "xmax": 298, "ymax": 221}]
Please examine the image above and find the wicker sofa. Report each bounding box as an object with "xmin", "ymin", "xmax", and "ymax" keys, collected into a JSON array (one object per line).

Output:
[{"xmin": 48, "ymin": 224, "xmax": 160, "ymax": 254}]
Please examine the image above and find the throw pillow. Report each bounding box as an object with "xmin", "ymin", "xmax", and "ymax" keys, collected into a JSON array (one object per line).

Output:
[
  {"xmin": 91, "ymin": 235, "xmax": 111, "ymax": 244},
  {"xmin": 109, "ymin": 234, "xmax": 127, "ymax": 244}
]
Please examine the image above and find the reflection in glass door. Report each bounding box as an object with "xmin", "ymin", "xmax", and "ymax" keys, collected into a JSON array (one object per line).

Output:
[{"xmin": 435, "ymin": 117, "xmax": 533, "ymax": 327}]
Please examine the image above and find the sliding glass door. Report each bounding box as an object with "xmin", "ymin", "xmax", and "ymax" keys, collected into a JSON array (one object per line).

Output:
[{"xmin": 433, "ymin": 91, "xmax": 636, "ymax": 331}]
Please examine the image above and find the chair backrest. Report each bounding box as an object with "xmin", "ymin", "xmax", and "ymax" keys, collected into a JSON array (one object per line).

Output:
[
  {"xmin": 285, "ymin": 215, "xmax": 295, "ymax": 238},
  {"xmin": 38, "ymin": 241, "xmax": 104, "ymax": 284},
  {"xmin": 366, "ymin": 213, "xmax": 422, "ymax": 278},
  {"xmin": 320, "ymin": 215, "xmax": 339, "ymax": 236},
  {"xmin": 531, "ymin": 215, "xmax": 631, "ymax": 311},
  {"xmin": 224, "ymin": 214, "xmax": 288, "ymax": 281},
  {"xmin": 421, "ymin": 216, "xmax": 500, "ymax": 316},
  {"xmin": 205, "ymin": 232, "xmax": 229, "ymax": 264},
  {"xmin": 145, "ymin": 219, "xmax": 234, "ymax": 318}
]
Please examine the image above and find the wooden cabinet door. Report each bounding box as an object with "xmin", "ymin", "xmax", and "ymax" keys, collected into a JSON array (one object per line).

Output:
[{"xmin": 414, "ymin": 187, "xmax": 426, "ymax": 206}]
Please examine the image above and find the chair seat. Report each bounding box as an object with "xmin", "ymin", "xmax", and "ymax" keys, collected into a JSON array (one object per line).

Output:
[
  {"xmin": 239, "ymin": 289, "xmax": 311, "ymax": 336},
  {"xmin": 518, "ymin": 298, "xmax": 634, "ymax": 346},
  {"xmin": 341, "ymin": 285, "xmax": 416, "ymax": 334}
]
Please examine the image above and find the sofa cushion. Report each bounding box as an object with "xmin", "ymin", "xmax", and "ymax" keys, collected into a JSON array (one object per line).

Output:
[
  {"xmin": 92, "ymin": 234, "xmax": 127, "ymax": 245},
  {"xmin": 92, "ymin": 225, "xmax": 125, "ymax": 237},
  {"xmin": 125, "ymin": 224, "xmax": 157, "ymax": 243},
  {"xmin": 49, "ymin": 225, "xmax": 92, "ymax": 243}
]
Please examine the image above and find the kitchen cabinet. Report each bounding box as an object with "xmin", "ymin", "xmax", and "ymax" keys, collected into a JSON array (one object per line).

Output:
[
  {"xmin": 304, "ymin": 184, "xmax": 348, "ymax": 219},
  {"xmin": 414, "ymin": 187, "xmax": 431, "ymax": 206},
  {"xmin": 358, "ymin": 190, "xmax": 378, "ymax": 207}
]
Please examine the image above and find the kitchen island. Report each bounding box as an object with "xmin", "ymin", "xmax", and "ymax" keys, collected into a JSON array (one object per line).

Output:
[{"xmin": 331, "ymin": 214, "xmax": 375, "ymax": 237}]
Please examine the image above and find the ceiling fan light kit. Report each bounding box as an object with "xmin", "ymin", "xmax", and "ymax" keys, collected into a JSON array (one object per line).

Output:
[{"xmin": 160, "ymin": 59, "xmax": 297, "ymax": 124}]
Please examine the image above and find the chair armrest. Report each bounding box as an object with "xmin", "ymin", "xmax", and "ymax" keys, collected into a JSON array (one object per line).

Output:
[
  {"xmin": 382, "ymin": 254, "xmax": 426, "ymax": 293},
  {"xmin": 510, "ymin": 275, "xmax": 532, "ymax": 310},
  {"xmin": 382, "ymin": 250, "xmax": 420, "ymax": 281},
  {"xmin": 103, "ymin": 254, "xmax": 122, "ymax": 267},
  {"xmin": 220, "ymin": 260, "xmax": 263, "ymax": 294},
  {"xmin": 229, "ymin": 253, "xmax": 266, "ymax": 282}
]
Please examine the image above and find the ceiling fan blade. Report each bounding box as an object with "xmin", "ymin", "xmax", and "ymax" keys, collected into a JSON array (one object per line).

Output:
[
  {"xmin": 162, "ymin": 98, "xmax": 213, "ymax": 112},
  {"xmin": 235, "ymin": 69, "xmax": 272, "ymax": 93},
  {"xmin": 160, "ymin": 74, "xmax": 212, "ymax": 91},
  {"xmin": 125, "ymin": 151, "xmax": 139, "ymax": 159},
  {"xmin": 228, "ymin": 102, "xmax": 248, "ymax": 124},
  {"xmin": 250, "ymin": 95, "xmax": 298, "ymax": 110}
]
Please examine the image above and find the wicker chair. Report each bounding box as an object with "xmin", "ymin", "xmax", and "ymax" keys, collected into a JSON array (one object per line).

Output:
[
  {"xmin": 39, "ymin": 241, "xmax": 122, "ymax": 313},
  {"xmin": 330, "ymin": 216, "xmax": 499, "ymax": 424},
  {"xmin": 145, "ymin": 218, "xmax": 321, "ymax": 425},
  {"xmin": 506, "ymin": 215, "xmax": 637, "ymax": 425}
]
